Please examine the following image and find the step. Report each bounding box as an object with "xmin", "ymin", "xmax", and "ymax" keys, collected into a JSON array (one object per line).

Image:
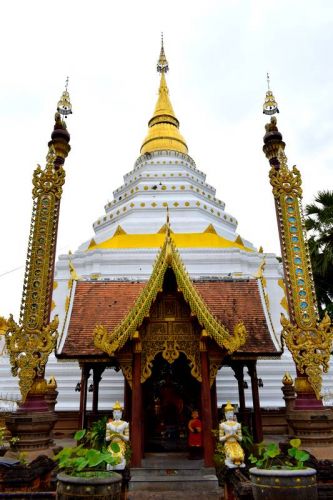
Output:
[
  {"xmin": 129, "ymin": 452, "xmax": 220, "ymax": 493},
  {"xmin": 128, "ymin": 491, "xmax": 223, "ymax": 499},
  {"xmin": 129, "ymin": 481, "xmax": 221, "ymax": 493},
  {"xmin": 132, "ymin": 466, "xmax": 216, "ymax": 477}
]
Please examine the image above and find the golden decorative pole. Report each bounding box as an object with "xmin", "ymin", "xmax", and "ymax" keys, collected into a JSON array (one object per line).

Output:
[
  {"xmin": 5, "ymin": 86, "xmax": 72, "ymax": 409},
  {"xmin": 262, "ymin": 88, "xmax": 333, "ymax": 410}
]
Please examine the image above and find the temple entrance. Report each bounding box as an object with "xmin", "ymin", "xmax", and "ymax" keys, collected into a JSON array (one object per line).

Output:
[{"xmin": 143, "ymin": 352, "xmax": 201, "ymax": 452}]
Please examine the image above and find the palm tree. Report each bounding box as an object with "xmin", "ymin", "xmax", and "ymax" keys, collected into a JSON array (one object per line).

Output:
[{"xmin": 305, "ymin": 190, "xmax": 333, "ymax": 317}]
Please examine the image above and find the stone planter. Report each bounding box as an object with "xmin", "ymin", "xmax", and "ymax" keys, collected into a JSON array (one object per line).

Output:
[
  {"xmin": 249, "ymin": 467, "xmax": 317, "ymax": 500},
  {"xmin": 57, "ymin": 471, "xmax": 122, "ymax": 500}
]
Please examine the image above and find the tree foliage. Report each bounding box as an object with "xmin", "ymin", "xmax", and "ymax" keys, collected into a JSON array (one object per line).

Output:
[{"xmin": 305, "ymin": 190, "xmax": 333, "ymax": 317}]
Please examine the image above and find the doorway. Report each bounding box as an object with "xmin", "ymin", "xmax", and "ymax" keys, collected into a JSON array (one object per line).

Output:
[{"xmin": 143, "ymin": 352, "xmax": 201, "ymax": 452}]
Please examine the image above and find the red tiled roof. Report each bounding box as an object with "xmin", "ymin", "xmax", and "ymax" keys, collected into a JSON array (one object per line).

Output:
[
  {"xmin": 59, "ymin": 281, "xmax": 146, "ymax": 358},
  {"xmin": 59, "ymin": 279, "xmax": 279, "ymax": 358},
  {"xmin": 193, "ymin": 280, "xmax": 278, "ymax": 355}
]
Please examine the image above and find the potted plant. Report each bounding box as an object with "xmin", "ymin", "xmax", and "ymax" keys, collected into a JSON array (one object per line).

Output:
[
  {"xmin": 249, "ymin": 439, "xmax": 317, "ymax": 499},
  {"xmin": 0, "ymin": 426, "xmax": 8, "ymax": 456},
  {"xmin": 212, "ymin": 437, "xmax": 226, "ymax": 487},
  {"xmin": 55, "ymin": 429, "xmax": 122, "ymax": 500}
]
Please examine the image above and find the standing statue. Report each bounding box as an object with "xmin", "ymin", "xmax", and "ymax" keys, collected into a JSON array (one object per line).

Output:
[
  {"xmin": 105, "ymin": 401, "xmax": 130, "ymax": 470},
  {"xmin": 219, "ymin": 401, "xmax": 245, "ymax": 468},
  {"xmin": 188, "ymin": 410, "xmax": 202, "ymax": 459}
]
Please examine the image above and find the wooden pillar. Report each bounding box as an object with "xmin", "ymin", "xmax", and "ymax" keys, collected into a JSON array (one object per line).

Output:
[
  {"xmin": 247, "ymin": 361, "xmax": 263, "ymax": 443},
  {"xmin": 123, "ymin": 378, "xmax": 132, "ymax": 422},
  {"xmin": 79, "ymin": 364, "xmax": 90, "ymax": 430},
  {"xmin": 131, "ymin": 334, "xmax": 142, "ymax": 467},
  {"xmin": 200, "ymin": 333, "xmax": 214, "ymax": 467},
  {"xmin": 211, "ymin": 379, "xmax": 218, "ymax": 429},
  {"xmin": 233, "ymin": 364, "xmax": 246, "ymax": 424},
  {"xmin": 92, "ymin": 366, "xmax": 104, "ymax": 416}
]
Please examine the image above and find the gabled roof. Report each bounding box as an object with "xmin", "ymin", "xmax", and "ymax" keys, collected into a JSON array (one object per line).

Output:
[
  {"xmin": 58, "ymin": 281, "xmax": 146, "ymax": 358},
  {"xmin": 194, "ymin": 281, "xmax": 278, "ymax": 355},
  {"xmin": 58, "ymin": 278, "xmax": 279, "ymax": 358},
  {"xmin": 93, "ymin": 234, "xmax": 247, "ymax": 357}
]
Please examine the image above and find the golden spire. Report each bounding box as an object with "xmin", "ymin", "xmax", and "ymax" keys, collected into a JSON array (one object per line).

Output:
[
  {"xmin": 263, "ymin": 73, "xmax": 279, "ymax": 115},
  {"xmin": 140, "ymin": 36, "xmax": 188, "ymax": 155},
  {"xmin": 157, "ymin": 33, "xmax": 169, "ymax": 73}
]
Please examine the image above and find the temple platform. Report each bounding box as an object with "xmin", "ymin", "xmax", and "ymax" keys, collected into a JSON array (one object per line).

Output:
[{"xmin": 128, "ymin": 452, "xmax": 222, "ymax": 498}]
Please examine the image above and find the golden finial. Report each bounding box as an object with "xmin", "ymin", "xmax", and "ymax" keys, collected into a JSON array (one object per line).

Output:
[
  {"xmin": 224, "ymin": 401, "xmax": 234, "ymax": 412},
  {"xmin": 259, "ymin": 246, "xmax": 264, "ymax": 253},
  {"xmin": 68, "ymin": 250, "xmax": 80, "ymax": 281},
  {"xmin": 166, "ymin": 205, "xmax": 170, "ymax": 231},
  {"xmin": 157, "ymin": 32, "xmax": 169, "ymax": 73},
  {"xmin": 255, "ymin": 257, "xmax": 266, "ymax": 279},
  {"xmin": 113, "ymin": 401, "xmax": 123, "ymax": 411},
  {"xmin": 263, "ymin": 73, "xmax": 279, "ymax": 115},
  {"xmin": 47, "ymin": 376, "xmax": 57, "ymax": 390},
  {"xmin": 141, "ymin": 36, "xmax": 188, "ymax": 155},
  {"xmin": 282, "ymin": 372, "xmax": 293, "ymax": 386},
  {"xmin": 57, "ymin": 77, "xmax": 73, "ymax": 118}
]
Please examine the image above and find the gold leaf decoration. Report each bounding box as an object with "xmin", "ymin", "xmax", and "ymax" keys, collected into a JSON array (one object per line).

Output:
[
  {"xmin": 281, "ymin": 312, "xmax": 333, "ymax": 399},
  {"xmin": 5, "ymin": 315, "xmax": 59, "ymax": 402}
]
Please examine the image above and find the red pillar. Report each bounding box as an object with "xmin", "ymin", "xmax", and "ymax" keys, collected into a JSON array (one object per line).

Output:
[
  {"xmin": 123, "ymin": 378, "xmax": 132, "ymax": 422},
  {"xmin": 200, "ymin": 334, "xmax": 214, "ymax": 467},
  {"xmin": 211, "ymin": 379, "xmax": 218, "ymax": 430},
  {"xmin": 131, "ymin": 336, "xmax": 142, "ymax": 467}
]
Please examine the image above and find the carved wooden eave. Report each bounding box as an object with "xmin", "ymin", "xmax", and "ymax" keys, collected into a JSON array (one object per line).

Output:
[{"xmin": 93, "ymin": 234, "xmax": 247, "ymax": 356}]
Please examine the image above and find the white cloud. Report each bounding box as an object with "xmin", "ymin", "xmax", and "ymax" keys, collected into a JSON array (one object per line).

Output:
[{"xmin": 0, "ymin": 0, "xmax": 332, "ymax": 316}]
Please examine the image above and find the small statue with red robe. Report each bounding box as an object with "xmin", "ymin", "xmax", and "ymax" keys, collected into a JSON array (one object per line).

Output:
[{"xmin": 188, "ymin": 410, "xmax": 202, "ymax": 459}]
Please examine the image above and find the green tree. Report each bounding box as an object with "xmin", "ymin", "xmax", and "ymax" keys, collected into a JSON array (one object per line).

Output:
[{"xmin": 305, "ymin": 190, "xmax": 333, "ymax": 317}]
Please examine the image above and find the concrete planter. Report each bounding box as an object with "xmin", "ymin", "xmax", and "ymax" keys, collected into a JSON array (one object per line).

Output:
[
  {"xmin": 57, "ymin": 471, "xmax": 122, "ymax": 500},
  {"xmin": 249, "ymin": 467, "xmax": 317, "ymax": 500}
]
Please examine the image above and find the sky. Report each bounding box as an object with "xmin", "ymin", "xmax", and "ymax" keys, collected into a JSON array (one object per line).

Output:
[{"xmin": 0, "ymin": 0, "xmax": 332, "ymax": 318}]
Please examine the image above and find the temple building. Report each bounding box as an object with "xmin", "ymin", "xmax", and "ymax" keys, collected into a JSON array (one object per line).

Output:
[
  {"xmin": 52, "ymin": 43, "xmax": 286, "ymax": 465},
  {"xmin": 2, "ymin": 42, "xmax": 331, "ymax": 464}
]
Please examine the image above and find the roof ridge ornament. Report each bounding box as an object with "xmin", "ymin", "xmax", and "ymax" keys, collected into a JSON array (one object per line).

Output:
[
  {"xmin": 263, "ymin": 73, "xmax": 279, "ymax": 115},
  {"xmin": 157, "ymin": 32, "xmax": 169, "ymax": 73}
]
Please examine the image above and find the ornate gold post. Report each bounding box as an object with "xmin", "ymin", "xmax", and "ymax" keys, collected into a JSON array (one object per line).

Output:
[
  {"xmin": 262, "ymin": 86, "xmax": 333, "ymax": 447},
  {"xmin": 4, "ymin": 87, "xmax": 72, "ymax": 454}
]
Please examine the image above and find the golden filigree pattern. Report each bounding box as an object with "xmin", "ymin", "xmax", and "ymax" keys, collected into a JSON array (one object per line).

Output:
[
  {"xmin": 20, "ymin": 146, "xmax": 66, "ymax": 332},
  {"xmin": 0, "ymin": 317, "xmax": 9, "ymax": 335},
  {"xmin": 120, "ymin": 363, "xmax": 133, "ymax": 389},
  {"xmin": 5, "ymin": 315, "xmax": 59, "ymax": 402},
  {"xmin": 269, "ymin": 157, "xmax": 302, "ymax": 199},
  {"xmin": 140, "ymin": 321, "xmax": 201, "ymax": 383},
  {"xmin": 94, "ymin": 234, "xmax": 247, "ymax": 357},
  {"xmin": 269, "ymin": 150, "xmax": 318, "ymax": 330},
  {"xmin": 209, "ymin": 361, "xmax": 222, "ymax": 387},
  {"xmin": 281, "ymin": 312, "xmax": 333, "ymax": 399}
]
